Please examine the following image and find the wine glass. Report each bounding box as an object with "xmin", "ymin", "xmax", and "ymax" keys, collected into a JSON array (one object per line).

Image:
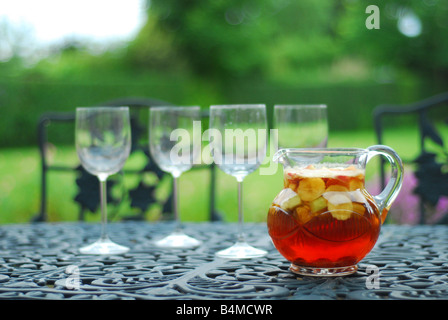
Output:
[
  {"xmin": 75, "ymin": 107, "xmax": 131, "ymax": 255},
  {"xmin": 149, "ymin": 106, "xmax": 202, "ymax": 249},
  {"xmin": 273, "ymin": 105, "xmax": 328, "ymax": 149},
  {"xmin": 209, "ymin": 104, "xmax": 268, "ymax": 259}
]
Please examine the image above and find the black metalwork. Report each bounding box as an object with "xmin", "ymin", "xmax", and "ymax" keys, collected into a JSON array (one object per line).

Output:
[
  {"xmin": 373, "ymin": 92, "xmax": 448, "ymax": 224},
  {"xmin": 34, "ymin": 98, "xmax": 220, "ymax": 222},
  {"xmin": 1, "ymin": 222, "xmax": 448, "ymax": 300}
]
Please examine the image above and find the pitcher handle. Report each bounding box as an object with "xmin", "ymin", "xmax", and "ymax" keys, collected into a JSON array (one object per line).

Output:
[{"xmin": 365, "ymin": 145, "xmax": 404, "ymax": 223}]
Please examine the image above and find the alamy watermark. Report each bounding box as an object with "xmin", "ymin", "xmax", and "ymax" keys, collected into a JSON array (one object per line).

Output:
[
  {"xmin": 366, "ymin": 5, "xmax": 380, "ymax": 30},
  {"xmin": 65, "ymin": 265, "xmax": 80, "ymax": 290},
  {"xmin": 365, "ymin": 264, "xmax": 380, "ymax": 289},
  {"xmin": 168, "ymin": 121, "xmax": 280, "ymax": 175}
]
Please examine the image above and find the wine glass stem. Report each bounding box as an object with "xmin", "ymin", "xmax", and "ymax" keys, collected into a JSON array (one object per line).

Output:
[
  {"xmin": 173, "ymin": 176, "xmax": 181, "ymax": 233},
  {"xmin": 99, "ymin": 176, "xmax": 109, "ymax": 240},
  {"xmin": 237, "ymin": 178, "xmax": 245, "ymax": 243}
]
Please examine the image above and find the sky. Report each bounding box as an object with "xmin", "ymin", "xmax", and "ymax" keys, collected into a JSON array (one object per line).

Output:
[{"xmin": 0, "ymin": 0, "xmax": 147, "ymax": 61}]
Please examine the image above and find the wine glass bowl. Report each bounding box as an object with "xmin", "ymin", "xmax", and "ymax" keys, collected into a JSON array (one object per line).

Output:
[
  {"xmin": 209, "ymin": 104, "xmax": 268, "ymax": 259},
  {"xmin": 75, "ymin": 106, "xmax": 131, "ymax": 255},
  {"xmin": 274, "ymin": 104, "xmax": 328, "ymax": 149}
]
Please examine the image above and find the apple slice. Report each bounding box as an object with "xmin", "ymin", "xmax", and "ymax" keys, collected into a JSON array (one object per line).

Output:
[
  {"xmin": 310, "ymin": 196, "xmax": 327, "ymax": 213},
  {"xmin": 273, "ymin": 188, "xmax": 302, "ymax": 211},
  {"xmin": 349, "ymin": 178, "xmax": 364, "ymax": 191},
  {"xmin": 352, "ymin": 202, "xmax": 366, "ymax": 215},
  {"xmin": 325, "ymin": 184, "xmax": 348, "ymax": 193},
  {"xmin": 281, "ymin": 195, "xmax": 302, "ymax": 212},
  {"xmin": 326, "ymin": 193, "xmax": 353, "ymax": 220},
  {"xmin": 288, "ymin": 182, "xmax": 298, "ymax": 192},
  {"xmin": 297, "ymin": 177, "xmax": 326, "ymax": 201},
  {"xmin": 294, "ymin": 205, "xmax": 312, "ymax": 224}
]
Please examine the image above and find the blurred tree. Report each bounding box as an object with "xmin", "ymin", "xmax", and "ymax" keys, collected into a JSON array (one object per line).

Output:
[
  {"xmin": 126, "ymin": 0, "xmax": 343, "ymax": 83},
  {"xmin": 126, "ymin": 0, "xmax": 270, "ymax": 79},
  {"xmin": 0, "ymin": 18, "xmax": 35, "ymax": 62},
  {"xmin": 338, "ymin": 0, "xmax": 448, "ymax": 85},
  {"xmin": 124, "ymin": 0, "xmax": 448, "ymax": 88},
  {"xmin": 2, "ymin": 0, "xmax": 447, "ymax": 88}
]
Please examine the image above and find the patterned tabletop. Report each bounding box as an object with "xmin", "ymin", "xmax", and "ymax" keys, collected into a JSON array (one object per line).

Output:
[{"xmin": 0, "ymin": 222, "xmax": 447, "ymax": 300}]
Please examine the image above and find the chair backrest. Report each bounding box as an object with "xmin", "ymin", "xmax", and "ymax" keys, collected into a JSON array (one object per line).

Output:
[
  {"xmin": 373, "ymin": 92, "xmax": 448, "ymax": 224},
  {"xmin": 34, "ymin": 97, "xmax": 219, "ymax": 222}
]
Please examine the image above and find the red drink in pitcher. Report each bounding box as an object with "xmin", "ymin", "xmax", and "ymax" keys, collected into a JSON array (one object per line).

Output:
[{"xmin": 267, "ymin": 147, "xmax": 402, "ymax": 276}]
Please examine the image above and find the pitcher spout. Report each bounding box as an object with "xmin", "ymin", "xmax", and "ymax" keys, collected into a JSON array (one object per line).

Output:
[{"xmin": 273, "ymin": 149, "xmax": 288, "ymax": 163}]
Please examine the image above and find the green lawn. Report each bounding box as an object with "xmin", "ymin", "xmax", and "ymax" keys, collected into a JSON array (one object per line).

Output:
[{"xmin": 0, "ymin": 127, "xmax": 446, "ymax": 224}]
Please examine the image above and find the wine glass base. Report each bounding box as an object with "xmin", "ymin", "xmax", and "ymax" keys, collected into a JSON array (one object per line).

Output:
[
  {"xmin": 79, "ymin": 237, "xmax": 129, "ymax": 255},
  {"xmin": 215, "ymin": 241, "xmax": 267, "ymax": 259},
  {"xmin": 155, "ymin": 231, "xmax": 202, "ymax": 249},
  {"xmin": 290, "ymin": 264, "xmax": 358, "ymax": 277}
]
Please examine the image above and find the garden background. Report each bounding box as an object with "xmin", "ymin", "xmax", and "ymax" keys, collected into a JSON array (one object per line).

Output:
[{"xmin": 1, "ymin": 0, "xmax": 447, "ymax": 224}]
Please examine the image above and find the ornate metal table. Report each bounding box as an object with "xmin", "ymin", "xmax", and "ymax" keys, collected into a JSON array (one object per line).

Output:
[{"xmin": 1, "ymin": 222, "xmax": 448, "ymax": 300}]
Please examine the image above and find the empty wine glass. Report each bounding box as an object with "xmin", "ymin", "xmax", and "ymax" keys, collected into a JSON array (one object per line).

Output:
[
  {"xmin": 274, "ymin": 105, "xmax": 328, "ymax": 149},
  {"xmin": 75, "ymin": 107, "xmax": 131, "ymax": 255},
  {"xmin": 209, "ymin": 104, "xmax": 268, "ymax": 259},
  {"xmin": 149, "ymin": 106, "xmax": 202, "ymax": 249}
]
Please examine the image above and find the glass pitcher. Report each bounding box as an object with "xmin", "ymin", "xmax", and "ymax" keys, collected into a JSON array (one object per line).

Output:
[{"xmin": 267, "ymin": 145, "xmax": 403, "ymax": 276}]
